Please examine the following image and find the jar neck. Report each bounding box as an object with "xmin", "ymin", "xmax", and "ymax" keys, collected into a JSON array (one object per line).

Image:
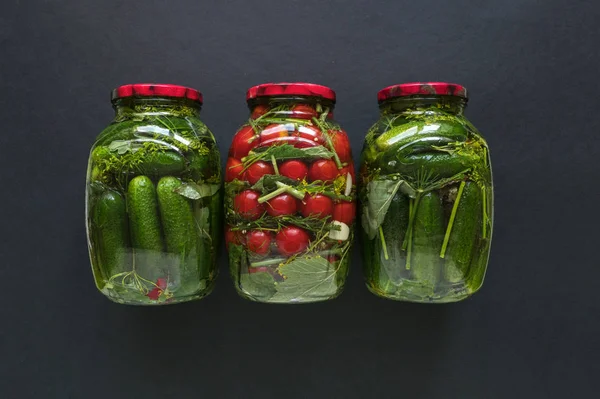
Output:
[
  {"xmin": 113, "ymin": 97, "xmax": 201, "ymax": 119},
  {"xmin": 379, "ymin": 96, "xmax": 466, "ymax": 116},
  {"xmin": 247, "ymin": 96, "xmax": 335, "ymax": 118}
]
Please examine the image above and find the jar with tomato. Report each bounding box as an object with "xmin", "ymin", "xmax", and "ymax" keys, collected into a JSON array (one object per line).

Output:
[{"xmin": 225, "ymin": 83, "xmax": 356, "ymax": 303}]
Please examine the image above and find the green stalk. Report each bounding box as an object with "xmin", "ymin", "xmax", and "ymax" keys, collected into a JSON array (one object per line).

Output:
[
  {"xmin": 312, "ymin": 117, "xmax": 343, "ymax": 169},
  {"xmin": 379, "ymin": 226, "xmax": 389, "ymax": 260},
  {"xmin": 402, "ymin": 193, "xmax": 421, "ymax": 251},
  {"xmin": 249, "ymin": 249, "xmax": 343, "ymax": 267},
  {"xmin": 258, "ymin": 117, "xmax": 311, "ymax": 125},
  {"xmin": 271, "ymin": 155, "xmax": 279, "ymax": 175},
  {"xmin": 257, "ymin": 186, "xmax": 287, "ymax": 203},
  {"xmin": 440, "ymin": 181, "xmax": 466, "ymax": 258},
  {"xmin": 275, "ymin": 181, "xmax": 305, "ymax": 199}
]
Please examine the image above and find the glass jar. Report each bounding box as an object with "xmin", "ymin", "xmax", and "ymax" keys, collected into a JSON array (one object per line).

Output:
[
  {"xmin": 225, "ymin": 83, "xmax": 356, "ymax": 303},
  {"xmin": 359, "ymin": 82, "xmax": 493, "ymax": 303},
  {"xmin": 85, "ymin": 83, "xmax": 222, "ymax": 305}
]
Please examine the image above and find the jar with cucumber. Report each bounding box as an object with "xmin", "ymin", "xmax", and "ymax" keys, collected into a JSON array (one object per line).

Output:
[
  {"xmin": 85, "ymin": 84, "xmax": 222, "ymax": 305},
  {"xmin": 225, "ymin": 83, "xmax": 356, "ymax": 304},
  {"xmin": 359, "ymin": 82, "xmax": 493, "ymax": 303}
]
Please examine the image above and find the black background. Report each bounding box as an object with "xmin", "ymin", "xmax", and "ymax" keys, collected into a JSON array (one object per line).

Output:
[{"xmin": 1, "ymin": 1, "xmax": 598, "ymax": 398}]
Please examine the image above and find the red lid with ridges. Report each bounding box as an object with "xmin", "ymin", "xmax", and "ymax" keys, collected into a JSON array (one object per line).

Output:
[
  {"xmin": 247, "ymin": 83, "xmax": 336, "ymax": 102},
  {"xmin": 377, "ymin": 82, "xmax": 467, "ymax": 102},
  {"xmin": 112, "ymin": 83, "xmax": 203, "ymax": 104}
]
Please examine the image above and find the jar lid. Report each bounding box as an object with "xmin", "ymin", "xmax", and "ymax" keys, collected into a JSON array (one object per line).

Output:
[
  {"xmin": 246, "ymin": 82, "xmax": 336, "ymax": 102},
  {"xmin": 111, "ymin": 83, "xmax": 203, "ymax": 104},
  {"xmin": 377, "ymin": 82, "xmax": 467, "ymax": 102}
]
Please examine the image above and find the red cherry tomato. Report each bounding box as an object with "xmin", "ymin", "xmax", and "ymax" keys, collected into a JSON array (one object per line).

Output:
[
  {"xmin": 267, "ymin": 194, "xmax": 297, "ymax": 216},
  {"xmin": 299, "ymin": 194, "xmax": 334, "ymax": 219},
  {"xmin": 332, "ymin": 201, "xmax": 356, "ymax": 225},
  {"xmin": 225, "ymin": 226, "xmax": 244, "ymax": 249},
  {"xmin": 290, "ymin": 104, "xmax": 318, "ymax": 119},
  {"xmin": 230, "ymin": 125, "xmax": 258, "ymax": 159},
  {"xmin": 279, "ymin": 160, "xmax": 308, "ymax": 181},
  {"xmin": 339, "ymin": 162, "xmax": 355, "ymax": 180},
  {"xmin": 308, "ymin": 159, "xmax": 339, "ymax": 182},
  {"xmin": 260, "ymin": 123, "xmax": 290, "ymax": 143},
  {"xmin": 234, "ymin": 190, "xmax": 265, "ymax": 220},
  {"xmin": 276, "ymin": 226, "xmax": 310, "ymax": 256},
  {"xmin": 296, "ymin": 125, "xmax": 324, "ymax": 145},
  {"xmin": 327, "ymin": 254, "xmax": 340, "ymax": 264},
  {"xmin": 246, "ymin": 230, "xmax": 272, "ymax": 255},
  {"xmin": 251, "ymin": 104, "xmax": 269, "ymax": 119},
  {"xmin": 225, "ymin": 157, "xmax": 244, "ymax": 182},
  {"xmin": 329, "ymin": 130, "xmax": 352, "ymax": 163},
  {"xmin": 327, "ymin": 111, "xmax": 334, "ymax": 120},
  {"xmin": 245, "ymin": 161, "xmax": 275, "ymax": 185}
]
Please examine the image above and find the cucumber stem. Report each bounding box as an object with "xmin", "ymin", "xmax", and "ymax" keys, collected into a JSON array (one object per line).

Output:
[
  {"xmin": 257, "ymin": 186, "xmax": 287, "ymax": 203},
  {"xmin": 379, "ymin": 226, "xmax": 389, "ymax": 260},
  {"xmin": 440, "ymin": 180, "xmax": 466, "ymax": 258}
]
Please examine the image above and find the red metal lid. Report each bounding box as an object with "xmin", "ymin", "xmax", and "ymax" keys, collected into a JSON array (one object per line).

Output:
[
  {"xmin": 111, "ymin": 83, "xmax": 203, "ymax": 104},
  {"xmin": 377, "ymin": 82, "xmax": 467, "ymax": 102},
  {"xmin": 246, "ymin": 83, "xmax": 336, "ymax": 102}
]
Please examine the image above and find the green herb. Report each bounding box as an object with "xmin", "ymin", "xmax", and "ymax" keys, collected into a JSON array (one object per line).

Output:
[
  {"xmin": 271, "ymin": 256, "xmax": 338, "ymax": 302},
  {"xmin": 361, "ymin": 178, "xmax": 406, "ymax": 240},
  {"xmin": 242, "ymin": 144, "xmax": 334, "ymax": 167},
  {"xmin": 240, "ymin": 272, "xmax": 277, "ymax": 300},
  {"xmin": 174, "ymin": 182, "xmax": 220, "ymax": 200},
  {"xmin": 250, "ymin": 175, "xmax": 298, "ymax": 192}
]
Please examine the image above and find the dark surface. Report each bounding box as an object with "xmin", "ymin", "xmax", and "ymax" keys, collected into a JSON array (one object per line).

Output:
[{"xmin": 1, "ymin": 1, "xmax": 598, "ymax": 398}]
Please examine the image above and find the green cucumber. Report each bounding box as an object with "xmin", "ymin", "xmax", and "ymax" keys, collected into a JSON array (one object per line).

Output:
[
  {"xmin": 157, "ymin": 177, "xmax": 197, "ymax": 255},
  {"xmin": 92, "ymin": 189, "xmax": 130, "ymax": 281},
  {"xmin": 410, "ymin": 192, "xmax": 445, "ymax": 288},
  {"xmin": 396, "ymin": 153, "xmax": 473, "ymax": 179},
  {"xmin": 466, "ymin": 237, "xmax": 491, "ymax": 293},
  {"xmin": 127, "ymin": 176, "xmax": 164, "ymax": 251},
  {"xmin": 157, "ymin": 177, "xmax": 198, "ymax": 292},
  {"xmin": 134, "ymin": 151, "xmax": 187, "ymax": 177},
  {"xmin": 443, "ymin": 181, "xmax": 482, "ymax": 283},
  {"xmin": 377, "ymin": 192, "xmax": 410, "ymax": 289},
  {"xmin": 188, "ymin": 152, "xmax": 210, "ymax": 181}
]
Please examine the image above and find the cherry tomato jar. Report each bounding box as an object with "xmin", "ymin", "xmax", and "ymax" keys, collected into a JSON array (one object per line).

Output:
[
  {"xmin": 225, "ymin": 83, "xmax": 356, "ymax": 303},
  {"xmin": 85, "ymin": 84, "xmax": 222, "ymax": 305},
  {"xmin": 359, "ymin": 82, "xmax": 493, "ymax": 303}
]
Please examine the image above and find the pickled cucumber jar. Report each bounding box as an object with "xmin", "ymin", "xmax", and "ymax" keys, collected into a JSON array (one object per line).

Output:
[
  {"xmin": 85, "ymin": 83, "xmax": 222, "ymax": 305},
  {"xmin": 359, "ymin": 82, "xmax": 493, "ymax": 303},
  {"xmin": 225, "ymin": 83, "xmax": 356, "ymax": 303}
]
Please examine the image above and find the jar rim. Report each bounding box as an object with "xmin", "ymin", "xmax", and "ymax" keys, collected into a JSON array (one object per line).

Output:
[
  {"xmin": 246, "ymin": 82, "xmax": 336, "ymax": 102},
  {"xmin": 377, "ymin": 82, "xmax": 468, "ymax": 103},
  {"xmin": 111, "ymin": 83, "xmax": 203, "ymax": 104}
]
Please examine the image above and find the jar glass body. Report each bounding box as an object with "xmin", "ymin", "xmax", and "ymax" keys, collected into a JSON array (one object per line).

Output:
[
  {"xmin": 225, "ymin": 96, "xmax": 356, "ymax": 303},
  {"xmin": 359, "ymin": 96, "xmax": 493, "ymax": 303},
  {"xmin": 85, "ymin": 97, "xmax": 222, "ymax": 305}
]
